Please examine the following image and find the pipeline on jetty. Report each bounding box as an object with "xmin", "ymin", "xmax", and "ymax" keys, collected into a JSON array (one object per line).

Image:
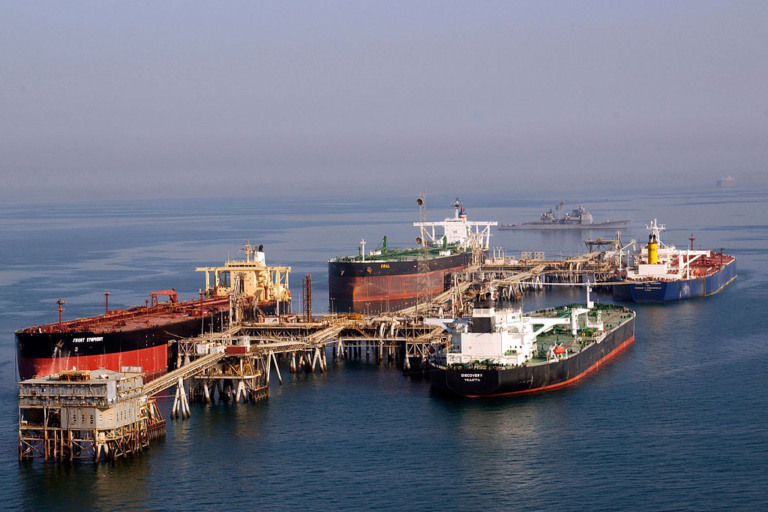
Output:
[
  {"xmin": 18, "ymin": 318, "xmax": 447, "ymax": 463},
  {"xmin": 19, "ymin": 249, "xmax": 624, "ymax": 463},
  {"xmin": 405, "ymin": 248, "xmax": 625, "ymax": 318}
]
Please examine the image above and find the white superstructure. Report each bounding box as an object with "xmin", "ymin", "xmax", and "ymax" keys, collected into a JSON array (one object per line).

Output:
[
  {"xmin": 413, "ymin": 199, "xmax": 497, "ymax": 251},
  {"xmin": 627, "ymin": 219, "xmax": 711, "ymax": 281},
  {"xmin": 427, "ymin": 287, "xmax": 605, "ymax": 368}
]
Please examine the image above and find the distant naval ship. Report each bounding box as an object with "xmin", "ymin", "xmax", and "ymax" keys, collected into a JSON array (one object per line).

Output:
[{"xmin": 499, "ymin": 201, "xmax": 630, "ymax": 230}]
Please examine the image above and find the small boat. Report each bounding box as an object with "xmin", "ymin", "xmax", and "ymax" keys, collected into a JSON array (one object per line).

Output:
[
  {"xmin": 612, "ymin": 219, "xmax": 736, "ymax": 302},
  {"xmin": 499, "ymin": 201, "xmax": 630, "ymax": 230},
  {"xmin": 426, "ymin": 286, "xmax": 635, "ymax": 398}
]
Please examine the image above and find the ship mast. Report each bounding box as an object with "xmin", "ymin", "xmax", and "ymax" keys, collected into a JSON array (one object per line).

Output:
[
  {"xmin": 416, "ymin": 191, "xmax": 429, "ymax": 310},
  {"xmin": 57, "ymin": 298, "xmax": 66, "ymax": 328}
]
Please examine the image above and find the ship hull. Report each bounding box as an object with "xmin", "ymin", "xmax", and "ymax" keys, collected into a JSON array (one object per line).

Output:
[
  {"xmin": 328, "ymin": 252, "xmax": 474, "ymax": 313},
  {"xmin": 612, "ymin": 259, "xmax": 736, "ymax": 302},
  {"xmin": 18, "ymin": 344, "xmax": 169, "ymax": 383},
  {"xmin": 427, "ymin": 314, "xmax": 635, "ymax": 398},
  {"xmin": 498, "ymin": 220, "xmax": 630, "ymax": 231},
  {"xmin": 16, "ymin": 312, "xmax": 228, "ymax": 381}
]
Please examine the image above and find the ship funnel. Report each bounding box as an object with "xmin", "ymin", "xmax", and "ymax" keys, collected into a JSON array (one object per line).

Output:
[{"xmin": 648, "ymin": 233, "xmax": 658, "ymax": 264}]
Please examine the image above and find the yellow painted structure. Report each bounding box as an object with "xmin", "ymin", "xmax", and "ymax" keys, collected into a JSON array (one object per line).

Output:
[
  {"xmin": 196, "ymin": 243, "xmax": 291, "ymax": 305},
  {"xmin": 648, "ymin": 235, "xmax": 658, "ymax": 264}
]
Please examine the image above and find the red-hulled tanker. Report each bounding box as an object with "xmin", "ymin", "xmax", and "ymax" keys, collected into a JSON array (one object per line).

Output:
[{"xmin": 16, "ymin": 244, "xmax": 291, "ymax": 380}]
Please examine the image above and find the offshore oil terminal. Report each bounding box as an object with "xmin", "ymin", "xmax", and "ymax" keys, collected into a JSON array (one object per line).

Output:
[{"xmin": 15, "ymin": 196, "xmax": 734, "ymax": 462}]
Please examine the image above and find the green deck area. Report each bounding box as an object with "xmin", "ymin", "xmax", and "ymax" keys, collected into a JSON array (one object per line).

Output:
[
  {"xmin": 334, "ymin": 243, "xmax": 466, "ymax": 262},
  {"xmin": 447, "ymin": 304, "xmax": 634, "ymax": 370}
]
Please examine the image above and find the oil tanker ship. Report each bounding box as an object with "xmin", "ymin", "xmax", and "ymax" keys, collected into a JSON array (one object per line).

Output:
[
  {"xmin": 426, "ymin": 287, "xmax": 636, "ymax": 398},
  {"xmin": 328, "ymin": 198, "xmax": 496, "ymax": 313},
  {"xmin": 717, "ymin": 176, "xmax": 735, "ymax": 187},
  {"xmin": 612, "ymin": 219, "xmax": 736, "ymax": 302},
  {"xmin": 16, "ymin": 243, "xmax": 291, "ymax": 381}
]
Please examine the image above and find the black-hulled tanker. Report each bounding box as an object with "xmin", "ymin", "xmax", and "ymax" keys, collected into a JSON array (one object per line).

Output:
[
  {"xmin": 328, "ymin": 198, "xmax": 497, "ymax": 313},
  {"xmin": 426, "ymin": 288, "xmax": 635, "ymax": 398}
]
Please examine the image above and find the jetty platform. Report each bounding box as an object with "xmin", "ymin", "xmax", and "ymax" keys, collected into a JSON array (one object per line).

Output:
[{"xmin": 18, "ymin": 249, "xmax": 624, "ymax": 462}]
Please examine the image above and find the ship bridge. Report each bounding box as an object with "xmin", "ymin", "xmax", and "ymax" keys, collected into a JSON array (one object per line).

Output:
[
  {"xmin": 413, "ymin": 200, "xmax": 496, "ymax": 251},
  {"xmin": 196, "ymin": 243, "xmax": 290, "ymax": 304}
]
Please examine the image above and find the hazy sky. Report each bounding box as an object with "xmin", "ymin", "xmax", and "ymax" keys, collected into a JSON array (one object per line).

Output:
[{"xmin": 2, "ymin": 1, "xmax": 766, "ymax": 202}]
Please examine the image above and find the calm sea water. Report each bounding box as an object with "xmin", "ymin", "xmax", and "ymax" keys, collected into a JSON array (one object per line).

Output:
[{"xmin": 1, "ymin": 187, "xmax": 767, "ymax": 511}]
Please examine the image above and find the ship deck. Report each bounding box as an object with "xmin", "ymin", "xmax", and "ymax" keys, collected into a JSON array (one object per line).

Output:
[
  {"xmin": 627, "ymin": 254, "xmax": 735, "ymax": 282},
  {"xmin": 85, "ymin": 310, "xmax": 203, "ymax": 334},
  {"xmin": 452, "ymin": 305, "xmax": 633, "ymax": 370},
  {"xmin": 333, "ymin": 245, "xmax": 467, "ymax": 263},
  {"xmin": 16, "ymin": 297, "xmax": 230, "ymax": 335}
]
